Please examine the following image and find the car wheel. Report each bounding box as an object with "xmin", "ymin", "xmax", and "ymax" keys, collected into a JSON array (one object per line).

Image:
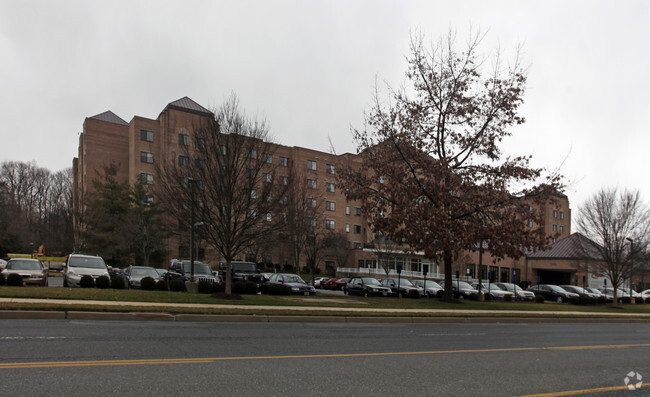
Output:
[
  {"xmin": 63, "ymin": 278, "xmax": 68, "ymax": 287},
  {"xmin": 426, "ymin": 292, "xmax": 432, "ymax": 298},
  {"xmin": 556, "ymin": 296, "xmax": 563, "ymax": 303},
  {"xmin": 398, "ymin": 292, "xmax": 404, "ymax": 298},
  {"xmin": 363, "ymin": 290, "xmax": 369, "ymax": 298}
]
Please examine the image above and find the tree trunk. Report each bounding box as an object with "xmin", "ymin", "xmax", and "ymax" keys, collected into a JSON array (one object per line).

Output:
[{"xmin": 443, "ymin": 249, "xmax": 454, "ymax": 302}]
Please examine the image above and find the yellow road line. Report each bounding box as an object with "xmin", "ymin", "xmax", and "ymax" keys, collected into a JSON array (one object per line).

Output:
[
  {"xmin": 520, "ymin": 383, "xmax": 649, "ymax": 396},
  {"xmin": 0, "ymin": 343, "xmax": 648, "ymax": 369}
]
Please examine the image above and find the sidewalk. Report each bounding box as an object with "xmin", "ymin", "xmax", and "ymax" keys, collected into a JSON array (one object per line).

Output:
[{"xmin": 2, "ymin": 297, "xmax": 650, "ymax": 323}]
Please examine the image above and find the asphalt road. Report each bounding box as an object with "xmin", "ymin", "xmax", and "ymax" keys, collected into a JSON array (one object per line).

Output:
[{"xmin": 0, "ymin": 320, "xmax": 648, "ymax": 396}]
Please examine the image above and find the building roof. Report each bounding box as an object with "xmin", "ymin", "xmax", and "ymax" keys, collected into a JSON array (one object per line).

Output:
[
  {"xmin": 526, "ymin": 232, "xmax": 602, "ymax": 260},
  {"xmin": 88, "ymin": 111, "xmax": 129, "ymax": 126},
  {"xmin": 164, "ymin": 96, "xmax": 212, "ymax": 116}
]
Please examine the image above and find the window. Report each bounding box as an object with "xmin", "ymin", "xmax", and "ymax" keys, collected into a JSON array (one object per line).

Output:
[
  {"xmin": 195, "ymin": 158, "xmax": 205, "ymax": 168},
  {"xmin": 196, "ymin": 138, "xmax": 205, "ymax": 149},
  {"xmin": 353, "ymin": 225, "xmax": 361, "ymax": 234},
  {"xmin": 354, "ymin": 207, "xmax": 362, "ymax": 216},
  {"xmin": 247, "ymin": 168, "xmax": 257, "ymax": 178},
  {"xmin": 140, "ymin": 173, "xmax": 154, "ymax": 185},
  {"xmin": 552, "ymin": 224, "xmax": 557, "ymax": 232},
  {"xmin": 353, "ymin": 242, "xmax": 362, "ymax": 249},
  {"xmin": 326, "ymin": 201, "xmax": 336, "ymax": 211},
  {"xmin": 140, "ymin": 151, "xmax": 154, "ymax": 163},
  {"xmin": 178, "ymin": 155, "xmax": 189, "ymax": 166},
  {"xmin": 345, "ymin": 223, "xmax": 350, "ymax": 233},
  {"xmin": 500, "ymin": 267, "xmax": 510, "ymax": 283},
  {"xmin": 263, "ymin": 153, "xmax": 272, "ymax": 163},
  {"xmin": 528, "ymin": 220, "xmax": 533, "ymax": 228},
  {"xmin": 219, "ymin": 145, "xmax": 227, "ymax": 155},
  {"xmin": 279, "ymin": 157, "xmax": 289, "ymax": 166},
  {"xmin": 325, "ymin": 182, "xmax": 335, "ymax": 193},
  {"xmin": 250, "ymin": 189, "xmax": 257, "ymax": 199},
  {"xmin": 346, "ymin": 206, "xmax": 350, "ymax": 215},
  {"xmin": 307, "ymin": 179, "xmax": 317, "ymax": 189},
  {"xmin": 308, "ymin": 198, "xmax": 317, "ymax": 208},
  {"xmin": 262, "ymin": 173, "xmax": 272, "ymax": 183},
  {"xmin": 307, "ymin": 160, "xmax": 317, "ymax": 171},
  {"xmin": 279, "ymin": 175, "xmax": 288, "ymax": 185},
  {"xmin": 326, "ymin": 164, "xmax": 335, "ymax": 174},
  {"xmin": 280, "ymin": 195, "xmax": 288, "ymax": 204},
  {"xmin": 560, "ymin": 211, "xmax": 564, "ymax": 219},
  {"xmin": 140, "ymin": 130, "xmax": 153, "ymax": 142},
  {"xmin": 307, "ymin": 217, "xmax": 316, "ymax": 227},
  {"xmin": 559, "ymin": 225, "xmax": 564, "ymax": 233},
  {"xmin": 246, "ymin": 149, "xmax": 257, "ymax": 159},
  {"xmin": 263, "ymin": 213, "xmax": 272, "ymax": 222},
  {"xmin": 325, "ymin": 219, "xmax": 335, "ymax": 230},
  {"xmin": 178, "ymin": 134, "xmax": 189, "ymax": 146},
  {"xmin": 377, "ymin": 175, "xmax": 385, "ymax": 184}
]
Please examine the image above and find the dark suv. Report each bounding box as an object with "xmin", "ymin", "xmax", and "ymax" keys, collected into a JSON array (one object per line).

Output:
[
  {"xmin": 169, "ymin": 259, "xmax": 218, "ymax": 283},
  {"xmin": 219, "ymin": 261, "xmax": 262, "ymax": 283}
]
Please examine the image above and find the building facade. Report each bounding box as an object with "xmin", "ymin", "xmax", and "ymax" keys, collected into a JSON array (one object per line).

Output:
[{"xmin": 74, "ymin": 96, "xmax": 573, "ymax": 283}]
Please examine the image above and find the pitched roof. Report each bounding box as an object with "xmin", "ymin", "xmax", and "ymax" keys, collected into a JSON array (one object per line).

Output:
[
  {"xmin": 527, "ymin": 232, "xmax": 602, "ymax": 260},
  {"xmin": 88, "ymin": 111, "xmax": 129, "ymax": 126},
  {"xmin": 165, "ymin": 96, "xmax": 212, "ymax": 116}
]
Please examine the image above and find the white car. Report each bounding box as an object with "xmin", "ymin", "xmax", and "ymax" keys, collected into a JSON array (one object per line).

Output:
[
  {"xmin": 411, "ymin": 279, "xmax": 443, "ymax": 298},
  {"xmin": 63, "ymin": 254, "xmax": 109, "ymax": 287},
  {"xmin": 0, "ymin": 259, "xmax": 7, "ymax": 270},
  {"xmin": 473, "ymin": 283, "xmax": 515, "ymax": 300},
  {"xmin": 641, "ymin": 289, "xmax": 650, "ymax": 299},
  {"xmin": 495, "ymin": 282, "xmax": 536, "ymax": 301}
]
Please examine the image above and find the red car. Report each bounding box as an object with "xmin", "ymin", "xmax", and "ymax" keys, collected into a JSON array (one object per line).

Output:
[{"xmin": 330, "ymin": 278, "xmax": 349, "ymax": 290}]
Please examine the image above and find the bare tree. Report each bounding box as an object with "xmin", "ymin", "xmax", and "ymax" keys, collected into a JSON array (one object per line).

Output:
[
  {"xmin": 577, "ymin": 188, "xmax": 650, "ymax": 304},
  {"xmin": 369, "ymin": 236, "xmax": 402, "ymax": 280},
  {"xmin": 323, "ymin": 230, "xmax": 351, "ymax": 275},
  {"xmin": 157, "ymin": 94, "xmax": 288, "ymax": 294},
  {"xmin": 339, "ymin": 29, "xmax": 562, "ymax": 301}
]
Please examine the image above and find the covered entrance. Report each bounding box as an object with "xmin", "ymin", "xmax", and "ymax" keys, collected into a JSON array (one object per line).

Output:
[{"xmin": 536, "ymin": 269, "xmax": 574, "ymax": 285}]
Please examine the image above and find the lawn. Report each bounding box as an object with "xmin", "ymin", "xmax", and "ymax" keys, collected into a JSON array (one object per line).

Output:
[{"xmin": 1, "ymin": 286, "xmax": 650, "ymax": 316}]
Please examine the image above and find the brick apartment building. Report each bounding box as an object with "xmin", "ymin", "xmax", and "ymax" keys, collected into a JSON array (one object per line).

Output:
[{"xmin": 73, "ymin": 96, "xmax": 574, "ymax": 284}]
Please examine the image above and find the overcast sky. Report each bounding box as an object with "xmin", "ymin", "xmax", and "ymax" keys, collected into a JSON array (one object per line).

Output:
[{"xmin": 1, "ymin": 0, "xmax": 648, "ymax": 224}]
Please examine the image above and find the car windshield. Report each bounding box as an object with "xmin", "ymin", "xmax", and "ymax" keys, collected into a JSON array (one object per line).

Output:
[
  {"xmin": 69, "ymin": 256, "xmax": 106, "ymax": 269},
  {"xmin": 457, "ymin": 281, "xmax": 473, "ymax": 289},
  {"xmin": 398, "ymin": 279, "xmax": 414, "ymax": 287},
  {"xmin": 284, "ymin": 275, "xmax": 305, "ymax": 283},
  {"xmin": 549, "ymin": 285, "xmax": 568, "ymax": 292},
  {"xmin": 7, "ymin": 260, "xmax": 42, "ymax": 271},
  {"xmin": 182, "ymin": 262, "xmax": 212, "ymax": 275},
  {"xmin": 362, "ymin": 278, "xmax": 381, "ymax": 285},
  {"xmin": 232, "ymin": 263, "xmax": 257, "ymax": 272},
  {"xmin": 417, "ymin": 280, "xmax": 441, "ymax": 288},
  {"xmin": 131, "ymin": 268, "xmax": 159, "ymax": 278}
]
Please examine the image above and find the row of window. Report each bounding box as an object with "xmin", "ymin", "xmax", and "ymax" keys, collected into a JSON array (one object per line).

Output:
[
  {"xmin": 307, "ymin": 160, "xmax": 336, "ymax": 174},
  {"xmin": 552, "ymin": 210, "xmax": 565, "ymax": 220}
]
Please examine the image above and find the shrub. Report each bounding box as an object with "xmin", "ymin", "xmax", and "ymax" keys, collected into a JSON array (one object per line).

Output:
[
  {"xmin": 409, "ymin": 289, "xmax": 420, "ymax": 299},
  {"xmin": 79, "ymin": 275, "xmax": 95, "ymax": 288},
  {"xmin": 233, "ymin": 281, "xmax": 258, "ymax": 295},
  {"xmin": 268, "ymin": 284, "xmax": 291, "ymax": 295},
  {"xmin": 211, "ymin": 282, "xmax": 225, "ymax": 293},
  {"xmin": 534, "ymin": 294, "xmax": 545, "ymax": 303},
  {"xmin": 140, "ymin": 277, "xmax": 156, "ymax": 290},
  {"xmin": 111, "ymin": 276, "xmax": 126, "ymax": 289},
  {"xmin": 95, "ymin": 275, "xmax": 110, "ymax": 289},
  {"xmin": 597, "ymin": 296, "xmax": 607, "ymax": 304},
  {"xmin": 6, "ymin": 273, "xmax": 23, "ymax": 287},
  {"xmin": 645, "ymin": 297, "xmax": 650, "ymax": 304},
  {"xmin": 156, "ymin": 280, "xmax": 169, "ymax": 290},
  {"xmin": 170, "ymin": 279, "xmax": 187, "ymax": 292},
  {"xmin": 503, "ymin": 294, "xmax": 513, "ymax": 302},
  {"xmin": 0, "ymin": 272, "xmax": 5, "ymax": 286},
  {"xmin": 621, "ymin": 296, "xmax": 632, "ymax": 304},
  {"xmin": 198, "ymin": 280, "xmax": 213, "ymax": 294},
  {"xmin": 635, "ymin": 297, "xmax": 644, "ymax": 304}
]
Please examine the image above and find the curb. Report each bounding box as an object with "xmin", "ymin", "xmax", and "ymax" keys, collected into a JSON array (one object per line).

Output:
[{"xmin": 3, "ymin": 310, "xmax": 650, "ymax": 323}]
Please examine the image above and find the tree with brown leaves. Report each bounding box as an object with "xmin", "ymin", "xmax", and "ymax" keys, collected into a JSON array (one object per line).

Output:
[{"xmin": 340, "ymin": 30, "xmax": 562, "ymax": 301}]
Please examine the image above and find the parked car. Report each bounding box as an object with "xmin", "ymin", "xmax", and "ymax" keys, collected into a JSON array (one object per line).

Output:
[
  {"xmin": 321, "ymin": 278, "xmax": 337, "ymax": 289},
  {"xmin": 170, "ymin": 259, "xmax": 218, "ymax": 283},
  {"xmin": 641, "ymin": 289, "xmax": 650, "ymax": 299},
  {"xmin": 560, "ymin": 285, "xmax": 600, "ymax": 299},
  {"xmin": 494, "ymin": 282, "xmax": 535, "ymax": 301},
  {"xmin": 599, "ymin": 288, "xmax": 629, "ymax": 302},
  {"xmin": 330, "ymin": 278, "xmax": 349, "ymax": 291},
  {"xmin": 124, "ymin": 266, "xmax": 161, "ymax": 289},
  {"xmin": 108, "ymin": 266, "xmax": 124, "ymax": 278},
  {"xmin": 450, "ymin": 280, "xmax": 479, "ymax": 299},
  {"xmin": 528, "ymin": 284, "xmax": 578, "ymax": 303},
  {"xmin": 346, "ymin": 277, "xmax": 391, "ymax": 297},
  {"xmin": 1, "ymin": 258, "xmax": 48, "ymax": 286},
  {"xmin": 472, "ymin": 283, "xmax": 514, "ymax": 300},
  {"xmin": 218, "ymin": 261, "xmax": 263, "ymax": 283},
  {"xmin": 314, "ymin": 277, "xmax": 330, "ymax": 288},
  {"xmin": 411, "ymin": 279, "xmax": 444, "ymax": 298},
  {"xmin": 380, "ymin": 278, "xmax": 423, "ymax": 297},
  {"xmin": 63, "ymin": 254, "xmax": 109, "ymax": 287},
  {"xmin": 264, "ymin": 273, "xmax": 316, "ymax": 295},
  {"xmin": 0, "ymin": 259, "xmax": 7, "ymax": 270}
]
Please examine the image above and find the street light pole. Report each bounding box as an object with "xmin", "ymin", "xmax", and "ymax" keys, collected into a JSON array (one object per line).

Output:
[
  {"xmin": 627, "ymin": 237, "xmax": 634, "ymax": 302},
  {"xmin": 189, "ymin": 178, "xmax": 197, "ymax": 282}
]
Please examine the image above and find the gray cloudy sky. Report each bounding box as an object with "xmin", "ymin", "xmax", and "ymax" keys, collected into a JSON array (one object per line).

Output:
[{"xmin": 1, "ymin": 0, "xmax": 649, "ymax": 219}]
